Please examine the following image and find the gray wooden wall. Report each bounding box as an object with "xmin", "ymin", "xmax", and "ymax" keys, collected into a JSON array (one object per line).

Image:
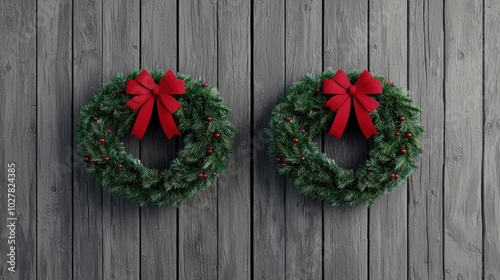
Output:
[{"xmin": 1, "ymin": 0, "xmax": 499, "ymax": 279}]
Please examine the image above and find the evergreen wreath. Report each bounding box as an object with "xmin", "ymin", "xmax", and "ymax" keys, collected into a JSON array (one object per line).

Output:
[
  {"xmin": 77, "ymin": 70, "xmax": 235, "ymax": 207},
  {"xmin": 267, "ymin": 69, "xmax": 423, "ymax": 205}
]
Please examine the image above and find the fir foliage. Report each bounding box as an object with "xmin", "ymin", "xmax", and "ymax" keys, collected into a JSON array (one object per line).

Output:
[
  {"xmin": 267, "ymin": 69, "xmax": 424, "ymax": 206},
  {"xmin": 76, "ymin": 70, "xmax": 236, "ymax": 207}
]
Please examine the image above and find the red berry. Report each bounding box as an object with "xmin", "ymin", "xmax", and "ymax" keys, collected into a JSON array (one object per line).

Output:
[
  {"xmin": 202, "ymin": 132, "xmax": 206, "ymax": 136},
  {"xmin": 89, "ymin": 162, "xmax": 94, "ymax": 167},
  {"xmin": 292, "ymin": 138, "xmax": 299, "ymax": 143},
  {"xmin": 281, "ymin": 163, "xmax": 287, "ymax": 168},
  {"xmin": 198, "ymin": 173, "xmax": 204, "ymax": 179},
  {"xmin": 214, "ymin": 133, "xmax": 221, "ymax": 138},
  {"xmin": 107, "ymin": 129, "xmax": 112, "ymax": 133},
  {"xmin": 212, "ymin": 172, "xmax": 217, "ymax": 176},
  {"xmin": 390, "ymin": 82, "xmax": 396, "ymax": 87},
  {"xmin": 399, "ymin": 116, "xmax": 405, "ymax": 121},
  {"xmin": 206, "ymin": 116, "xmax": 212, "ymax": 121},
  {"xmin": 83, "ymin": 157, "xmax": 90, "ymax": 162},
  {"xmin": 300, "ymin": 156, "xmax": 305, "ymax": 161},
  {"xmin": 315, "ymin": 88, "xmax": 320, "ymax": 93},
  {"xmin": 285, "ymin": 117, "xmax": 291, "ymax": 122},
  {"xmin": 92, "ymin": 116, "xmax": 98, "ymax": 121},
  {"xmin": 395, "ymin": 131, "xmax": 401, "ymax": 136},
  {"xmin": 207, "ymin": 149, "xmax": 213, "ymax": 155},
  {"xmin": 99, "ymin": 138, "xmax": 105, "ymax": 144},
  {"xmin": 301, "ymin": 129, "xmax": 306, "ymax": 134},
  {"xmin": 405, "ymin": 133, "xmax": 412, "ymax": 138},
  {"xmin": 203, "ymin": 174, "xmax": 208, "ymax": 179},
  {"xmin": 119, "ymin": 88, "xmax": 123, "ymax": 92},
  {"xmin": 391, "ymin": 173, "xmax": 399, "ymax": 179},
  {"xmin": 202, "ymin": 82, "xmax": 208, "ymax": 87},
  {"xmin": 400, "ymin": 148, "xmax": 407, "ymax": 154},
  {"xmin": 275, "ymin": 157, "xmax": 281, "ymax": 162},
  {"xmin": 104, "ymin": 156, "xmax": 110, "ymax": 161},
  {"xmin": 118, "ymin": 164, "xmax": 123, "ymax": 169}
]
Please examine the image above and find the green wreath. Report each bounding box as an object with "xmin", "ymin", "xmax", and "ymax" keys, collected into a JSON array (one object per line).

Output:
[
  {"xmin": 77, "ymin": 70, "xmax": 235, "ymax": 207},
  {"xmin": 267, "ymin": 69, "xmax": 423, "ymax": 206}
]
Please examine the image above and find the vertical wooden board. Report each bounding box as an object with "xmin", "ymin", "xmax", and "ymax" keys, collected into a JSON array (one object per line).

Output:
[
  {"xmin": 102, "ymin": 0, "xmax": 140, "ymax": 279},
  {"xmin": 484, "ymin": 0, "xmax": 500, "ymax": 277},
  {"xmin": 73, "ymin": 0, "xmax": 103, "ymax": 279},
  {"xmin": 178, "ymin": 0, "xmax": 218, "ymax": 279},
  {"xmin": 253, "ymin": 0, "xmax": 286, "ymax": 279},
  {"xmin": 323, "ymin": 1, "xmax": 369, "ymax": 279},
  {"xmin": 36, "ymin": 0, "xmax": 73, "ymax": 278},
  {"xmin": 0, "ymin": 0, "xmax": 36, "ymax": 279},
  {"xmin": 443, "ymin": 0, "xmax": 483, "ymax": 278},
  {"xmin": 139, "ymin": 0, "xmax": 178, "ymax": 279},
  {"xmin": 217, "ymin": 0, "xmax": 251, "ymax": 279},
  {"xmin": 368, "ymin": 0, "xmax": 408, "ymax": 279},
  {"xmin": 408, "ymin": 0, "xmax": 444, "ymax": 279},
  {"xmin": 284, "ymin": 0, "xmax": 323, "ymax": 279}
]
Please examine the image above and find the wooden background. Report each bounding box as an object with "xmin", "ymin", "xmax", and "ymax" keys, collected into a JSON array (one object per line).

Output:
[{"xmin": 1, "ymin": 0, "xmax": 499, "ymax": 279}]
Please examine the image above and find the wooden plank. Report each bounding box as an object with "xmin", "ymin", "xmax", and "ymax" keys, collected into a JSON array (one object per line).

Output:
[
  {"xmin": 283, "ymin": 0, "xmax": 323, "ymax": 279},
  {"xmin": 216, "ymin": 0, "xmax": 251, "ymax": 279},
  {"xmin": 407, "ymin": 0, "xmax": 444, "ymax": 279},
  {"xmin": 323, "ymin": 1, "xmax": 369, "ymax": 279},
  {"xmin": 73, "ymin": 0, "xmax": 103, "ymax": 279},
  {"xmin": 139, "ymin": 0, "xmax": 178, "ymax": 279},
  {"xmin": 484, "ymin": 0, "xmax": 500, "ymax": 277},
  {"xmin": 443, "ymin": 0, "xmax": 483, "ymax": 278},
  {"xmin": 252, "ymin": 0, "xmax": 286, "ymax": 279},
  {"xmin": 0, "ymin": 0, "xmax": 36, "ymax": 279},
  {"xmin": 178, "ymin": 0, "xmax": 218, "ymax": 279},
  {"xmin": 102, "ymin": 0, "xmax": 140, "ymax": 279},
  {"xmin": 368, "ymin": 0, "xmax": 408, "ymax": 279},
  {"xmin": 36, "ymin": 0, "xmax": 73, "ymax": 278}
]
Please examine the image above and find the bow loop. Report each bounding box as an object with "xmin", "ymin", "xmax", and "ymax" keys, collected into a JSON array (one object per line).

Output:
[
  {"xmin": 125, "ymin": 70, "xmax": 186, "ymax": 139},
  {"xmin": 322, "ymin": 69, "xmax": 382, "ymax": 139}
]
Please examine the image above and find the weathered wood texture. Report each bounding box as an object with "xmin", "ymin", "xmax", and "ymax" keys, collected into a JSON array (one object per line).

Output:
[
  {"xmin": 368, "ymin": 0, "xmax": 408, "ymax": 279},
  {"xmin": 0, "ymin": 1, "xmax": 36, "ymax": 279},
  {"xmin": 484, "ymin": 0, "xmax": 500, "ymax": 278},
  {"xmin": 444, "ymin": 0, "xmax": 483, "ymax": 279},
  {"xmin": 408, "ymin": 0, "xmax": 444, "ymax": 279},
  {"xmin": 73, "ymin": 0, "xmax": 103, "ymax": 279},
  {"xmin": 217, "ymin": 0, "xmax": 252, "ymax": 279},
  {"xmin": 1, "ymin": 0, "xmax": 499, "ymax": 279}
]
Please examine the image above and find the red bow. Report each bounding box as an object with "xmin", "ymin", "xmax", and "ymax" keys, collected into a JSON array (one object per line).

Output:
[
  {"xmin": 125, "ymin": 70, "xmax": 185, "ymax": 139},
  {"xmin": 322, "ymin": 69, "xmax": 382, "ymax": 139}
]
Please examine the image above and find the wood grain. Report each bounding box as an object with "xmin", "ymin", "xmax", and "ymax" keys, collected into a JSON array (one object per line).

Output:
[
  {"xmin": 36, "ymin": 0, "xmax": 73, "ymax": 278},
  {"xmin": 252, "ymin": 0, "xmax": 287, "ymax": 279},
  {"xmin": 73, "ymin": 0, "xmax": 103, "ymax": 279},
  {"xmin": 102, "ymin": 0, "xmax": 141, "ymax": 279},
  {"xmin": 443, "ymin": 0, "xmax": 483, "ymax": 278},
  {"xmin": 0, "ymin": 0, "xmax": 37, "ymax": 279},
  {"xmin": 484, "ymin": 0, "xmax": 500, "ymax": 278},
  {"xmin": 217, "ymin": 0, "xmax": 252, "ymax": 279},
  {"xmin": 408, "ymin": 0, "xmax": 444, "ymax": 279},
  {"xmin": 139, "ymin": 0, "xmax": 178, "ymax": 279},
  {"xmin": 368, "ymin": 0, "xmax": 408, "ymax": 279},
  {"xmin": 178, "ymin": 0, "xmax": 218, "ymax": 279},
  {"xmin": 323, "ymin": 0, "xmax": 369, "ymax": 278},
  {"xmin": 284, "ymin": 0, "xmax": 323, "ymax": 279}
]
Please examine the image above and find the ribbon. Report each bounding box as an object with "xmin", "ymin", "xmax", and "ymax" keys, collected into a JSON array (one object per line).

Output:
[
  {"xmin": 125, "ymin": 70, "xmax": 185, "ymax": 139},
  {"xmin": 322, "ymin": 69, "xmax": 382, "ymax": 139}
]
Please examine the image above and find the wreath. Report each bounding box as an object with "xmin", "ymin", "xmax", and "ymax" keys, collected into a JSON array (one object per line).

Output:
[
  {"xmin": 77, "ymin": 70, "xmax": 235, "ymax": 207},
  {"xmin": 267, "ymin": 69, "xmax": 423, "ymax": 205}
]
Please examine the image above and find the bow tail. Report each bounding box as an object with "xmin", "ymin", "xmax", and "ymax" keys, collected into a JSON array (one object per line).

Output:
[
  {"xmin": 157, "ymin": 101, "xmax": 180, "ymax": 139},
  {"xmin": 328, "ymin": 99, "xmax": 351, "ymax": 139},
  {"xmin": 130, "ymin": 97, "xmax": 155, "ymax": 140},
  {"xmin": 353, "ymin": 98, "xmax": 378, "ymax": 139}
]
